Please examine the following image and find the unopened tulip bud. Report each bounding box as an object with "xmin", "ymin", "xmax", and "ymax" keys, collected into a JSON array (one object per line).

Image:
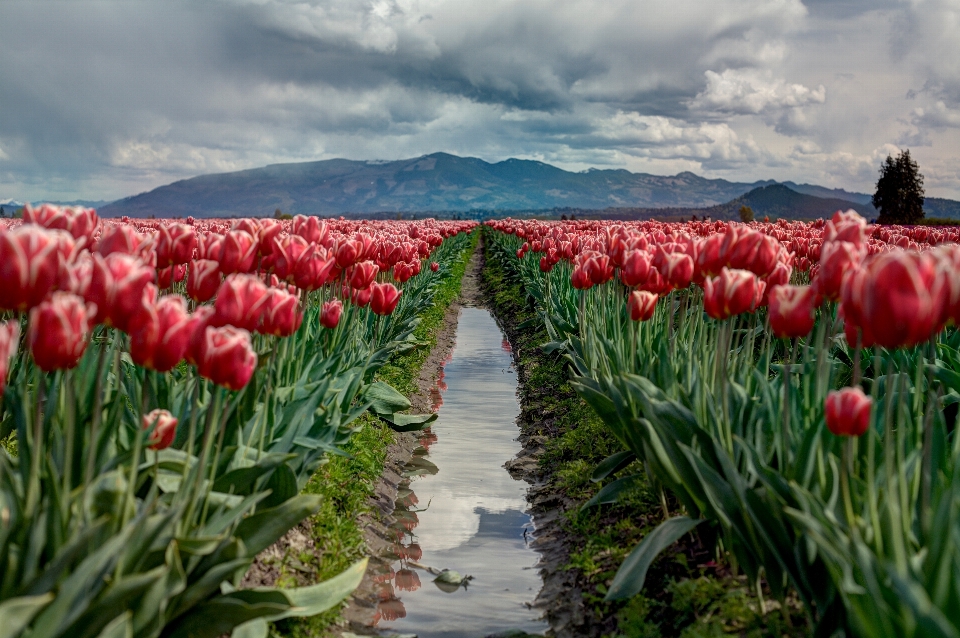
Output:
[
  {"xmin": 320, "ymin": 299, "xmax": 342, "ymax": 329},
  {"xmin": 825, "ymin": 387, "xmax": 871, "ymax": 437},
  {"xmin": 143, "ymin": 408, "xmax": 178, "ymax": 450},
  {"xmin": 768, "ymin": 285, "xmax": 818, "ymax": 338},
  {"xmin": 194, "ymin": 325, "xmax": 258, "ymax": 391},
  {"xmin": 0, "ymin": 225, "xmax": 62, "ymax": 312},
  {"xmin": 626, "ymin": 290, "xmax": 658, "ymax": 321},
  {"xmin": 370, "ymin": 282, "xmax": 402, "ymax": 316},
  {"xmin": 430, "ymin": 261, "xmax": 439, "ymax": 272},
  {"xmin": 259, "ymin": 288, "xmax": 302, "ymax": 337},
  {"xmin": 218, "ymin": 229, "xmax": 258, "ymax": 274},
  {"xmin": 28, "ymin": 292, "xmax": 94, "ymax": 371}
]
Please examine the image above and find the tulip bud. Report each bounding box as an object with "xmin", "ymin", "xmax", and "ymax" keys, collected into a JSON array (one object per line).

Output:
[
  {"xmin": 430, "ymin": 261, "xmax": 439, "ymax": 272},
  {"xmin": 194, "ymin": 325, "xmax": 258, "ymax": 390},
  {"xmin": 213, "ymin": 274, "xmax": 270, "ymax": 332},
  {"xmin": 0, "ymin": 225, "xmax": 62, "ymax": 312},
  {"xmin": 292, "ymin": 214, "xmax": 322, "ymax": 244},
  {"xmin": 219, "ymin": 229, "xmax": 258, "ymax": 274},
  {"xmin": 660, "ymin": 252, "xmax": 694, "ymax": 289},
  {"xmin": 816, "ymin": 241, "xmax": 865, "ymax": 301},
  {"xmin": 156, "ymin": 224, "xmax": 197, "ymax": 268},
  {"xmin": 197, "ymin": 232, "xmax": 225, "ymax": 261},
  {"xmin": 336, "ymin": 238, "xmax": 363, "ymax": 269},
  {"xmin": 258, "ymin": 219, "xmax": 284, "ymax": 256},
  {"xmin": 143, "ymin": 408, "xmax": 178, "ymax": 450},
  {"xmin": 157, "ymin": 264, "xmax": 187, "ymax": 289},
  {"xmin": 28, "ymin": 292, "xmax": 95, "ymax": 371},
  {"xmin": 0, "ymin": 321, "xmax": 20, "ymax": 398},
  {"xmin": 347, "ymin": 260, "xmax": 379, "ymax": 290},
  {"xmin": 370, "ymin": 282, "xmax": 402, "ymax": 316},
  {"xmin": 272, "ymin": 235, "xmax": 309, "ymax": 282},
  {"xmin": 620, "ymin": 250, "xmax": 654, "ymax": 287},
  {"xmin": 626, "ymin": 290, "xmax": 658, "ymax": 322},
  {"xmin": 824, "ymin": 387, "xmax": 871, "ymax": 437},
  {"xmin": 294, "ymin": 244, "xmax": 333, "ymax": 291},
  {"xmin": 86, "ymin": 253, "xmax": 156, "ymax": 332},
  {"xmin": 97, "ymin": 223, "xmax": 143, "ymax": 257},
  {"xmin": 768, "ymin": 285, "xmax": 818, "ymax": 338},
  {"xmin": 703, "ymin": 268, "xmax": 765, "ymax": 320},
  {"xmin": 320, "ymin": 299, "xmax": 343, "ymax": 329},
  {"xmin": 129, "ymin": 293, "xmax": 194, "ymax": 372},
  {"xmin": 186, "ymin": 259, "xmax": 222, "ymax": 303},
  {"xmin": 259, "ymin": 288, "xmax": 302, "ymax": 337},
  {"xmin": 392, "ymin": 262, "xmax": 416, "ymax": 284}
]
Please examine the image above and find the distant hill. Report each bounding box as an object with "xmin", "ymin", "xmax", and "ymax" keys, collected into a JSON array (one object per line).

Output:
[
  {"xmin": 99, "ymin": 153, "xmax": 777, "ymax": 218},
  {"xmin": 11, "ymin": 151, "xmax": 954, "ymax": 221}
]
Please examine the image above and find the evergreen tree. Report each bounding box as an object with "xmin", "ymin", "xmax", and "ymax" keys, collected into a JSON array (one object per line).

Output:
[{"xmin": 872, "ymin": 149, "xmax": 925, "ymax": 225}]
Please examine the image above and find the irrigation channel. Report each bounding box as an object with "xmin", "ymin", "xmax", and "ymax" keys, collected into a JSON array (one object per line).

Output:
[{"xmin": 341, "ymin": 256, "xmax": 550, "ymax": 637}]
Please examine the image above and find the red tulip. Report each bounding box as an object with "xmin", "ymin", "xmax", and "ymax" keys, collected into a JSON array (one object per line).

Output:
[
  {"xmin": 571, "ymin": 266, "xmax": 593, "ymax": 290},
  {"xmin": 626, "ymin": 290, "xmax": 658, "ymax": 321},
  {"xmin": 258, "ymin": 219, "xmax": 284, "ymax": 256},
  {"xmin": 27, "ymin": 292, "xmax": 95, "ymax": 371},
  {"xmin": 841, "ymin": 251, "xmax": 949, "ymax": 349},
  {"xmin": 343, "ymin": 284, "xmax": 372, "ymax": 308},
  {"xmin": 23, "ymin": 203, "xmax": 99, "ymax": 244},
  {"xmin": 155, "ymin": 224, "xmax": 197, "ymax": 268},
  {"xmin": 320, "ymin": 299, "xmax": 343, "ymax": 329},
  {"xmin": 184, "ymin": 306, "xmax": 216, "ymax": 367},
  {"xmin": 231, "ymin": 218, "xmax": 261, "ymax": 240},
  {"xmin": 197, "ymin": 232, "xmax": 225, "ymax": 260},
  {"xmin": 186, "ymin": 259, "xmax": 222, "ymax": 303},
  {"xmin": 142, "ymin": 408, "xmax": 178, "ymax": 450},
  {"xmin": 157, "ymin": 264, "xmax": 187, "ymax": 289},
  {"xmin": 272, "ymin": 235, "xmax": 309, "ymax": 282},
  {"xmin": 392, "ymin": 261, "xmax": 416, "ymax": 283},
  {"xmin": 86, "ymin": 253, "xmax": 156, "ymax": 331},
  {"xmin": 660, "ymin": 252, "xmax": 694, "ymax": 289},
  {"xmin": 696, "ymin": 234, "xmax": 726, "ymax": 278},
  {"xmin": 347, "ymin": 260, "xmax": 379, "ymax": 290},
  {"xmin": 212, "ymin": 274, "xmax": 270, "ymax": 332},
  {"xmin": 703, "ymin": 268, "xmax": 765, "ymax": 320},
  {"xmin": 0, "ymin": 321, "xmax": 20, "ymax": 398},
  {"xmin": 194, "ymin": 325, "xmax": 258, "ymax": 390},
  {"xmin": 335, "ymin": 238, "xmax": 363, "ymax": 269},
  {"xmin": 219, "ymin": 229, "xmax": 258, "ymax": 274},
  {"xmin": 824, "ymin": 210, "xmax": 868, "ymax": 248},
  {"xmin": 815, "ymin": 241, "xmax": 865, "ymax": 301},
  {"xmin": 620, "ymin": 250, "xmax": 654, "ymax": 287},
  {"xmin": 292, "ymin": 215, "xmax": 327, "ymax": 245},
  {"xmin": 430, "ymin": 261, "xmax": 439, "ymax": 272},
  {"xmin": 768, "ymin": 285, "xmax": 818, "ymax": 338},
  {"xmin": 370, "ymin": 282, "xmax": 402, "ymax": 316},
  {"xmin": 97, "ymin": 224, "xmax": 143, "ymax": 257},
  {"xmin": 825, "ymin": 387, "xmax": 871, "ymax": 437},
  {"xmin": 259, "ymin": 288, "xmax": 302, "ymax": 337},
  {"xmin": 0, "ymin": 225, "xmax": 62, "ymax": 311},
  {"xmin": 293, "ymin": 244, "xmax": 335, "ymax": 291},
  {"xmin": 129, "ymin": 293, "xmax": 194, "ymax": 372}
]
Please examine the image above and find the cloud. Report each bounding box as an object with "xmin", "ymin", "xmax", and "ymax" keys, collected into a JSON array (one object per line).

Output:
[{"xmin": 1, "ymin": 0, "xmax": 960, "ymax": 200}]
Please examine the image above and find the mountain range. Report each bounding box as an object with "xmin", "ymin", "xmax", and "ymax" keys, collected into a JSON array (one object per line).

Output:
[{"xmin": 9, "ymin": 153, "xmax": 960, "ymax": 220}]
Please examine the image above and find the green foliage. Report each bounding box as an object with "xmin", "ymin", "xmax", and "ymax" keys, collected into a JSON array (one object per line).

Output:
[
  {"xmin": 486, "ymin": 225, "xmax": 960, "ymax": 637},
  {"xmin": 873, "ymin": 149, "xmax": 925, "ymax": 224},
  {"xmin": 738, "ymin": 205, "xmax": 755, "ymax": 223},
  {"xmin": 482, "ymin": 229, "xmax": 800, "ymax": 636}
]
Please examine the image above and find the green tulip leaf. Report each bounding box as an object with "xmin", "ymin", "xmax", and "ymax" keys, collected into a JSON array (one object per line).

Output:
[
  {"xmin": 591, "ymin": 450, "xmax": 636, "ymax": 483},
  {"xmin": 605, "ymin": 516, "xmax": 703, "ymax": 601},
  {"xmin": 581, "ymin": 474, "xmax": 644, "ymax": 511},
  {"xmin": 0, "ymin": 593, "xmax": 54, "ymax": 638}
]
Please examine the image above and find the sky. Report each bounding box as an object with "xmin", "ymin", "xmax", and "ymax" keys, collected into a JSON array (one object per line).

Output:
[{"xmin": 2, "ymin": 0, "xmax": 959, "ymax": 203}]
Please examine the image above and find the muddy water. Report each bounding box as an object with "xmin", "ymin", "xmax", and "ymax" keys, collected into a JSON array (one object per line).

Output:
[{"xmin": 372, "ymin": 307, "xmax": 547, "ymax": 637}]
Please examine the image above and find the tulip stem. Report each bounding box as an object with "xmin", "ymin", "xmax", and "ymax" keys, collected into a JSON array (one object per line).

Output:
[
  {"xmin": 62, "ymin": 370, "xmax": 76, "ymax": 517},
  {"xmin": 25, "ymin": 368, "xmax": 46, "ymax": 521},
  {"xmin": 85, "ymin": 331, "xmax": 111, "ymax": 487},
  {"xmin": 841, "ymin": 437, "xmax": 856, "ymax": 528}
]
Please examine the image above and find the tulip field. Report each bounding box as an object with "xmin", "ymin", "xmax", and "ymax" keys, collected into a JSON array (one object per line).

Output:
[
  {"xmin": 484, "ymin": 213, "xmax": 960, "ymax": 637},
  {"xmin": 0, "ymin": 205, "xmax": 476, "ymax": 638}
]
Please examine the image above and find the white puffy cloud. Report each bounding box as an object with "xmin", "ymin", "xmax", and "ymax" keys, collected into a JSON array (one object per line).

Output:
[
  {"xmin": 1, "ymin": 0, "xmax": 960, "ymax": 200},
  {"xmin": 689, "ymin": 69, "xmax": 825, "ymax": 115}
]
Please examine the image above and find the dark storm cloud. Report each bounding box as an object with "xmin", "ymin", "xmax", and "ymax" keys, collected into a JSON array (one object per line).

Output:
[{"xmin": 1, "ymin": 0, "xmax": 959, "ymax": 200}]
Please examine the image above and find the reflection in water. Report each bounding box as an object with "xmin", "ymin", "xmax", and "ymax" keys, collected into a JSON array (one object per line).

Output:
[{"xmin": 372, "ymin": 308, "xmax": 547, "ymax": 638}]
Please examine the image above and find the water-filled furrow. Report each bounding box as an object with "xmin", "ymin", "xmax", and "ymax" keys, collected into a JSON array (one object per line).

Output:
[{"xmin": 370, "ymin": 307, "xmax": 547, "ymax": 637}]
